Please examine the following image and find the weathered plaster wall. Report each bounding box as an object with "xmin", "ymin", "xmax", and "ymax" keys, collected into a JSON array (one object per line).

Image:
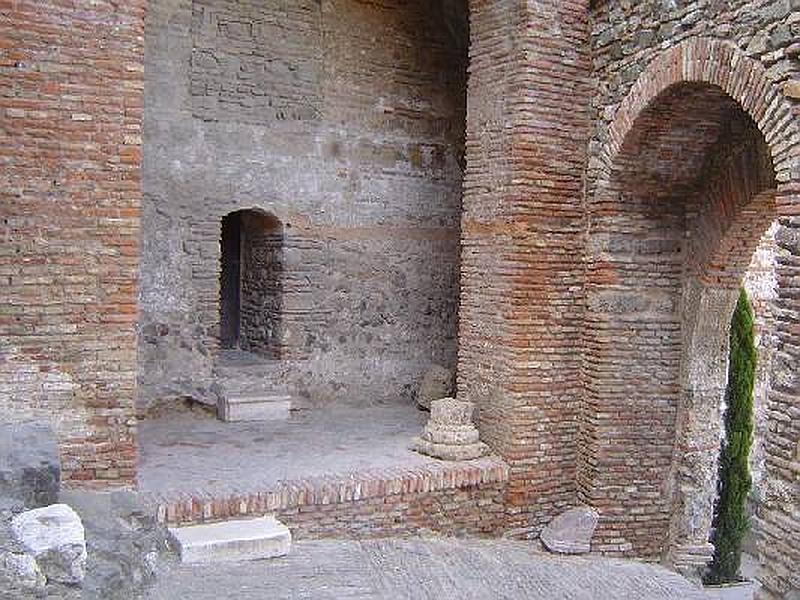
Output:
[
  {"xmin": 140, "ymin": 0, "xmax": 468, "ymax": 409},
  {"xmin": 0, "ymin": 1, "xmax": 144, "ymax": 487}
]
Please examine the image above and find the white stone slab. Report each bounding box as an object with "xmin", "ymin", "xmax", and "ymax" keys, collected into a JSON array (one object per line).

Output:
[
  {"xmin": 168, "ymin": 516, "xmax": 291, "ymax": 564},
  {"xmin": 11, "ymin": 503, "xmax": 87, "ymax": 584},
  {"xmin": 217, "ymin": 395, "xmax": 291, "ymax": 422}
]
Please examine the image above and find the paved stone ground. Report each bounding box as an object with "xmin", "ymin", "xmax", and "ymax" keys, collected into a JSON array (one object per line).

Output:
[
  {"xmin": 137, "ymin": 405, "xmax": 436, "ymax": 496},
  {"xmin": 145, "ymin": 537, "xmax": 754, "ymax": 600}
]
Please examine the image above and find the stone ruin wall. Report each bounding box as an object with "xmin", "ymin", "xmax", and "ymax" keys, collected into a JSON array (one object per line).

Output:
[
  {"xmin": 238, "ymin": 212, "xmax": 284, "ymax": 358},
  {"xmin": 742, "ymin": 223, "xmax": 779, "ymax": 549},
  {"xmin": 0, "ymin": 2, "xmax": 145, "ymax": 487},
  {"xmin": 140, "ymin": 0, "xmax": 468, "ymax": 411}
]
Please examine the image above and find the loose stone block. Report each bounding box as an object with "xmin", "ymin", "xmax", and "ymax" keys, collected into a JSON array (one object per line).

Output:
[
  {"xmin": 168, "ymin": 516, "xmax": 291, "ymax": 564},
  {"xmin": 540, "ymin": 506, "xmax": 599, "ymax": 555},
  {"xmin": 217, "ymin": 394, "xmax": 292, "ymax": 422},
  {"xmin": 11, "ymin": 504, "xmax": 87, "ymax": 584}
]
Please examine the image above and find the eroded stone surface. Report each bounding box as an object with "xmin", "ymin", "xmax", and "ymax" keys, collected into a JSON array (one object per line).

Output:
[
  {"xmin": 0, "ymin": 421, "xmax": 60, "ymax": 508},
  {"xmin": 146, "ymin": 538, "xmax": 716, "ymax": 600},
  {"xmin": 541, "ymin": 507, "xmax": 599, "ymax": 555},
  {"xmin": 417, "ymin": 365, "xmax": 454, "ymax": 411},
  {"xmin": 0, "ymin": 551, "xmax": 45, "ymax": 593},
  {"xmin": 11, "ymin": 504, "xmax": 87, "ymax": 584}
]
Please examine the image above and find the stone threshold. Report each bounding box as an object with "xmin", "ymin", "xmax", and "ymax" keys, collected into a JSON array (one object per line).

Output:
[{"xmin": 144, "ymin": 457, "xmax": 509, "ymax": 527}]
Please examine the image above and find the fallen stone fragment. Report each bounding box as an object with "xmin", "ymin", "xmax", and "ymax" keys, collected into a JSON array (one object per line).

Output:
[
  {"xmin": 11, "ymin": 503, "xmax": 87, "ymax": 584},
  {"xmin": 540, "ymin": 506, "xmax": 599, "ymax": 554},
  {"xmin": 412, "ymin": 397, "xmax": 488, "ymax": 460}
]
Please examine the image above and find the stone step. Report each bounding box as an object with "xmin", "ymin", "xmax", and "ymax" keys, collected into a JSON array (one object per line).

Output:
[
  {"xmin": 217, "ymin": 394, "xmax": 291, "ymax": 422},
  {"xmin": 168, "ymin": 516, "xmax": 291, "ymax": 564},
  {"xmin": 219, "ymin": 377, "xmax": 287, "ymax": 395}
]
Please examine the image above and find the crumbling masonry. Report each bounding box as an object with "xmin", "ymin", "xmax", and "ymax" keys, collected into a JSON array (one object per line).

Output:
[{"xmin": 2, "ymin": 1, "xmax": 798, "ymax": 598}]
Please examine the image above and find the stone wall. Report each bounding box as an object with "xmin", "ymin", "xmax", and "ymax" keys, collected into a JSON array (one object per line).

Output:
[
  {"xmin": 0, "ymin": 2, "xmax": 144, "ymax": 486},
  {"xmin": 743, "ymin": 224, "xmax": 779, "ymax": 501},
  {"xmin": 140, "ymin": 0, "xmax": 468, "ymax": 409},
  {"xmin": 238, "ymin": 211, "xmax": 284, "ymax": 357},
  {"xmin": 742, "ymin": 223, "xmax": 779, "ymax": 552}
]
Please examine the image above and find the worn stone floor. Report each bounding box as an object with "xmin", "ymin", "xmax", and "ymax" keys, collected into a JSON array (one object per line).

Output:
[
  {"xmin": 137, "ymin": 404, "xmax": 436, "ymax": 496},
  {"xmin": 145, "ymin": 537, "xmax": 755, "ymax": 600}
]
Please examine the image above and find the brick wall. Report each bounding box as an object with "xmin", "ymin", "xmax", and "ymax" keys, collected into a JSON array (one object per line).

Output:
[
  {"xmin": 149, "ymin": 459, "xmax": 510, "ymax": 538},
  {"xmin": 0, "ymin": 1, "xmax": 145, "ymax": 487}
]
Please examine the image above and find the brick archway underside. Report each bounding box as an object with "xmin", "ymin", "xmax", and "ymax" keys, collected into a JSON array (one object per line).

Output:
[{"xmin": 579, "ymin": 37, "xmax": 799, "ymax": 594}]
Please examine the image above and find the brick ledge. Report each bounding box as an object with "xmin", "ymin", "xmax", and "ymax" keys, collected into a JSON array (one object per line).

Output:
[{"xmin": 145, "ymin": 456, "xmax": 510, "ymax": 526}]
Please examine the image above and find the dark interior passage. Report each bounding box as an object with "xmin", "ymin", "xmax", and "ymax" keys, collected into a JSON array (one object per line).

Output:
[{"xmin": 219, "ymin": 210, "xmax": 284, "ymax": 357}]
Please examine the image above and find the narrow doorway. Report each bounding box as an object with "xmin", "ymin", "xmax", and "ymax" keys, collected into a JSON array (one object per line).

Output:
[
  {"xmin": 219, "ymin": 209, "xmax": 284, "ymax": 357},
  {"xmin": 220, "ymin": 212, "xmax": 242, "ymax": 349}
]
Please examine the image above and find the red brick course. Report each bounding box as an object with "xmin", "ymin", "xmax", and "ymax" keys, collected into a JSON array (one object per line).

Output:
[{"xmin": 459, "ymin": 0, "xmax": 592, "ymax": 538}]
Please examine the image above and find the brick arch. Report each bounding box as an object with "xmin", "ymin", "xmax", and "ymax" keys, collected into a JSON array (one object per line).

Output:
[
  {"xmin": 597, "ymin": 37, "xmax": 799, "ymax": 190},
  {"xmin": 581, "ymin": 36, "xmax": 800, "ymax": 585}
]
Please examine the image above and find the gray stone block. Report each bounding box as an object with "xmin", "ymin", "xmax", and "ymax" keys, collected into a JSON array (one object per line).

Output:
[
  {"xmin": 0, "ymin": 422, "xmax": 60, "ymax": 508},
  {"xmin": 217, "ymin": 394, "xmax": 292, "ymax": 422}
]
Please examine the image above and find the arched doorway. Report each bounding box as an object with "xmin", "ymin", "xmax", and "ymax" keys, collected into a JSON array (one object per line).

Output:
[
  {"xmin": 579, "ymin": 38, "xmax": 799, "ymax": 594},
  {"xmin": 219, "ymin": 209, "xmax": 284, "ymax": 359}
]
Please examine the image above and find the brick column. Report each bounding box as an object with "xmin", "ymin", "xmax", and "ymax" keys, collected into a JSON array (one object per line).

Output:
[
  {"xmin": 1, "ymin": 2, "xmax": 145, "ymax": 486},
  {"xmin": 459, "ymin": 0, "xmax": 591, "ymax": 536}
]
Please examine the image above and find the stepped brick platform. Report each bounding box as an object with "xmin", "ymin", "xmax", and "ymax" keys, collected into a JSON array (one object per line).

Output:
[{"xmin": 138, "ymin": 405, "xmax": 509, "ymax": 537}]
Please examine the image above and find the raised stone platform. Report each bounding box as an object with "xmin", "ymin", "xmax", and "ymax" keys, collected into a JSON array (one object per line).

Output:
[
  {"xmin": 168, "ymin": 516, "xmax": 291, "ymax": 564},
  {"xmin": 137, "ymin": 405, "xmax": 509, "ymax": 536}
]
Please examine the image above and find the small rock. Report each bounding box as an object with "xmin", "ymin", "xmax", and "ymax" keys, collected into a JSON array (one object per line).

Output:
[
  {"xmin": 417, "ymin": 365, "xmax": 453, "ymax": 410},
  {"xmin": 540, "ymin": 506, "xmax": 599, "ymax": 554},
  {"xmin": 0, "ymin": 551, "xmax": 46, "ymax": 592},
  {"xmin": 0, "ymin": 421, "xmax": 61, "ymax": 508},
  {"xmin": 11, "ymin": 504, "xmax": 87, "ymax": 584}
]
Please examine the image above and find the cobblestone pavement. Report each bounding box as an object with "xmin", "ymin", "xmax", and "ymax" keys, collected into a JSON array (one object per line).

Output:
[{"xmin": 146, "ymin": 537, "xmax": 753, "ymax": 600}]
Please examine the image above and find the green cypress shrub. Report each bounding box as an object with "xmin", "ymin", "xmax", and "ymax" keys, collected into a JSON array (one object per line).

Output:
[{"xmin": 705, "ymin": 288, "xmax": 757, "ymax": 585}]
